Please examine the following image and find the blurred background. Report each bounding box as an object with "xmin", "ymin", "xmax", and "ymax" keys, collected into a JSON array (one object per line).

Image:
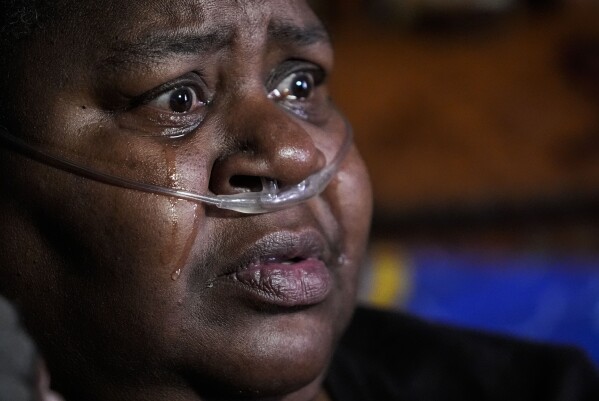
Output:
[{"xmin": 309, "ymin": 0, "xmax": 599, "ymax": 365}]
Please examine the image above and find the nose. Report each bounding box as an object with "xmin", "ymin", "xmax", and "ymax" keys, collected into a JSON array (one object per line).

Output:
[{"xmin": 209, "ymin": 99, "xmax": 327, "ymax": 196}]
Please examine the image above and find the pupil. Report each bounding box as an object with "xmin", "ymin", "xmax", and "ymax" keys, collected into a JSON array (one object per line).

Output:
[
  {"xmin": 291, "ymin": 75, "xmax": 312, "ymax": 99},
  {"xmin": 169, "ymin": 88, "xmax": 193, "ymax": 113}
]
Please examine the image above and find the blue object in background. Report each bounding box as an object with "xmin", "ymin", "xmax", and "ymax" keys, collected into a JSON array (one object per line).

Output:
[{"xmin": 362, "ymin": 246, "xmax": 599, "ymax": 366}]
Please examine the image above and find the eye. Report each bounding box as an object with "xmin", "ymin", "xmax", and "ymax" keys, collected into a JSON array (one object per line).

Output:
[
  {"xmin": 267, "ymin": 64, "xmax": 328, "ymax": 121},
  {"xmin": 270, "ymin": 71, "xmax": 316, "ymax": 101},
  {"xmin": 146, "ymin": 86, "xmax": 206, "ymax": 114},
  {"xmin": 119, "ymin": 76, "xmax": 212, "ymax": 137}
]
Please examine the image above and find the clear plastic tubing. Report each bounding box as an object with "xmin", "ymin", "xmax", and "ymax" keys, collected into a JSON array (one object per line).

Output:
[{"xmin": 0, "ymin": 124, "xmax": 352, "ymax": 214}]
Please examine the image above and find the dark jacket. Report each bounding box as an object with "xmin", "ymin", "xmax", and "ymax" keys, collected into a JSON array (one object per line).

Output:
[{"xmin": 326, "ymin": 306, "xmax": 599, "ymax": 401}]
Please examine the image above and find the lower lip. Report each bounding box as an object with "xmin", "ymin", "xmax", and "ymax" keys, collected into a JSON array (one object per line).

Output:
[{"xmin": 229, "ymin": 258, "xmax": 332, "ymax": 307}]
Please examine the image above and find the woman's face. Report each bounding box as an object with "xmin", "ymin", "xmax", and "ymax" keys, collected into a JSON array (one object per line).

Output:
[{"xmin": 0, "ymin": 0, "xmax": 372, "ymax": 399}]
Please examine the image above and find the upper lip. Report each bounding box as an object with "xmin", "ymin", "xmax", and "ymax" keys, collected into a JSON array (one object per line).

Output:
[{"xmin": 218, "ymin": 229, "xmax": 330, "ymax": 278}]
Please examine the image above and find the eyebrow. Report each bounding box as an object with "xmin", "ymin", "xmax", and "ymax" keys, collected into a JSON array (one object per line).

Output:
[
  {"xmin": 100, "ymin": 20, "xmax": 329, "ymax": 70},
  {"xmin": 267, "ymin": 20, "xmax": 330, "ymax": 47},
  {"xmin": 100, "ymin": 27, "xmax": 235, "ymax": 69}
]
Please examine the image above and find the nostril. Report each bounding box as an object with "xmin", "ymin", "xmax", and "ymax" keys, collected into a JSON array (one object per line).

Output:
[{"xmin": 229, "ymin": 175, "xmax": 264, "ymax": 193}]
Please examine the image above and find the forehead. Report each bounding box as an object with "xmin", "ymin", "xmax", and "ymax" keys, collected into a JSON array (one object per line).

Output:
[
  {"xmin": 50, "ymin": 0, "xmax": 329, "ymax": 73},
  {"xmin": 72, "ymin": 0, "xmax": 321, "ymax": 43}
]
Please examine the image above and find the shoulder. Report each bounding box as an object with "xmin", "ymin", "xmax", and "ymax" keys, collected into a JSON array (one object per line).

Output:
[{"xmin": 327, "ymin": 306, "xmax": 599, "ymax": 401}]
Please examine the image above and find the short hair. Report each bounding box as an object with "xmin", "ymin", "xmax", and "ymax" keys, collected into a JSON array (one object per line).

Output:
[
  {"xmin": 0, "ymin": 1, "xmax": 58, "ymax": 123},
  {"xmin": 0, "ymin": 0, "xmax": 42, "ymax": 43}
]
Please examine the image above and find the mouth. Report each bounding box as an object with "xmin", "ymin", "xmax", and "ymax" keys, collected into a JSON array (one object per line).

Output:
[{"xmin": 214, "ymin": 231, "xmax": 333, "ymax": 308}]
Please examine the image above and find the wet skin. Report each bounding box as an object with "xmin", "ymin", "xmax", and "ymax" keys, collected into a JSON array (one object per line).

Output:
[{"xmin": 0, "ymin": 1, "xmax": 372, "ymax": 400}]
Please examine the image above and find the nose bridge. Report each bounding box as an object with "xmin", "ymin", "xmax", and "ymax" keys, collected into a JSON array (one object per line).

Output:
[{"xmin": 209, "ymin": 96, "xmax": 327, "ymax": 196}]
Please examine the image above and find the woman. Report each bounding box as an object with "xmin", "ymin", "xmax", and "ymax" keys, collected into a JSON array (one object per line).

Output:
[{"xmin": 0, "ymin": 1, "xmax": 596, "ymax": 400}]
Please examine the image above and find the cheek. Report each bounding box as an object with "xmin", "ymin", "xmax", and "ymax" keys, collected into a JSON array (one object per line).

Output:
[
  {"xmin": 344, "ymin": 150, "xmax": 373, "ymax": 288},
  {"xmin": 49, "ymin": 186, "xmax": 200, "ymax": 282},
  {"xmin": 318, "ymin": 146, "xmax": 373, "ymax": 322},
  {"xmin": 335, "ymin": 148, "xmax": 373, "ymax": 261},
  {"xmin": 92, "ymin": 196, "xmax": 202, "ymax": 280},
  {"xmin": 2, "ymin": 159, "xmax": 205, "ymax": 358}
]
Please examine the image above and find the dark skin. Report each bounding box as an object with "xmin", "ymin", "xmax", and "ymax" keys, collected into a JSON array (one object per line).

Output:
[{"xmin": 0, "ymin": 1, "xmax": 372, "ymax": 400}]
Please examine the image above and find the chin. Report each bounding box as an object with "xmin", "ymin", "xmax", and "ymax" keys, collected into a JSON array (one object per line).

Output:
[{"xmin": 183, "ymin": 301, "xmax": 347, "ymax": 399}]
